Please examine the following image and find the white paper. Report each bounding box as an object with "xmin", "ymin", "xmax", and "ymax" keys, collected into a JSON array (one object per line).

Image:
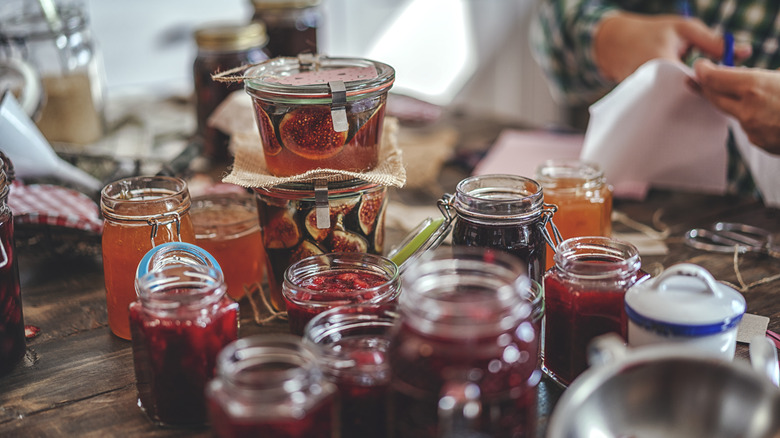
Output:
[
  {"xmin": 729, "ymin": 119, "xmax": 780, "ymax": 207},
  {"xmin": 581, "ymin": 59, "xmax": 730, "ymax": 198}
]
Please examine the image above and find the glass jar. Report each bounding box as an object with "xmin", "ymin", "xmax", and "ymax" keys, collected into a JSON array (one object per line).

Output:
[
  {"xmin": 303, "ymin": 304, "xmax": 397, "ymax": 438},
  {"xmin": 542, "ymin": 236, "xmax": 649, "ymax": 386},
  {"xmin": 283, "ymin": 252, "xmax": 400, "ymax": 335},
  {"xmin": 130, "ymin": 263, "xmax": 238, "ymax": 427},
  {"xmin": 0, "ymin": 161, "xmax": 24, "ymax": 376},
  {"xmin": 388, "ymin": 247, "xmax": 539, "ymax": 438},
  {"xmin": 206, "ymin": 334, "xmax": 338, "ymax": 437},
  {"xmin": 250, "ymin": 0, "xmax": 321, "ymax": 57},
  {"xmin": 244, "ymin": 55, "xmax": 395, "ymax": 176},
  {"xmin": 535, "ymin": 160, "xmax": 613, "ymax": 270},
  {"xmin": 193, "ymin": 22, "xmax": 269, "ymax": 162},
  {"xmin": 100, "ymin": 176, "xmax": 196, "ymax": 340},
  {"xmin": 441, "ymin": 174, "xmax": 560, "ymax": 284},
  {"xmin": 255, "ymin": 179, "xmax": 388, "ymax": 310},
  {"xmin": 191, "ymin": 193, "xmax": 265, "ymax": 300},
  {"xmin": 0, "ymin": 1, "xmax": 105, "ymax": 146}
]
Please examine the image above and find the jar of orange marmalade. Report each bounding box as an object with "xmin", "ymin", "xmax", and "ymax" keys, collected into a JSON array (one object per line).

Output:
[
  {"xmin": 535, "ymin": 161, "xmax": 612, "ymax": 271},
  {"xmin": 100, "ymin": 176, "xmax": 196, "ymax": 340}
]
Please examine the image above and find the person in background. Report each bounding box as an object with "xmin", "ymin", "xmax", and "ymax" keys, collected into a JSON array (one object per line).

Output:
[{"xmin": 530, "ymin": 0, "xmax": 780, "ymax": 196}]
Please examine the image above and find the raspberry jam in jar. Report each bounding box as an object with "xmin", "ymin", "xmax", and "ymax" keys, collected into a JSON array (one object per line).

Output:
[
  {"xmin": 244, "ymin": 55, "xmax": 394, "ymax": 176},
  {"xmin": 543, "ymin": 237, "xmax": 649, "ymax": 386},
  {"xmin": 442, "ymin": 174, "xmax": 560, "ymax": 284},
  {"xmin": 303, "ymin": 304, "xmax": 397, "ymax": 438},
  {"xmin": 130, "ymin": 263, "xmax": 238, "ymax": 427},
  {"xmin": 283, "ymin": 252, "xmax": 399, "ymax": 335},
  {"xmin": 206, "ymin": 335, "xmax": 337, "ymax": 438},
  {"xmin": 0, "ymin": 161, "xmax": 24, "ymax": 376},
  {"xmin": 388, "ymin": 247, "xmax": 539, "ymax": 438},
  {"xmin": 255, "ymin": 179, "xmax": 388, "ymax": 310},
  {"xmin": 535, "ymin": 161, "xmax": 613, "ymax": 270}
]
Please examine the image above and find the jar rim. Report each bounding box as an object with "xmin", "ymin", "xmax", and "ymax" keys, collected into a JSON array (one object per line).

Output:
[
  {"xmin": 100, "ymin": 176, "xmax": 191, "ymax": 222},
  {"xmin": 453, "ymin": 174, "xmax": 544, "ymax": 223},
  {"xmin": 254, "ymin": 178, "xmax": 380, "ymax": 198},
  {"xmin": 535, "ymin": 160, "xmax": 606, "ymax": 189},
  {"xmin": 553, "ymin": 236, "xmax": 641, "ymax": 279},
  {"xmin": 192, "ymin": 193, "xmax": 260, "ymax": 239},
  {"xmin": 135, "ymin": 264, "xmax": 226, "ymax": 311}
]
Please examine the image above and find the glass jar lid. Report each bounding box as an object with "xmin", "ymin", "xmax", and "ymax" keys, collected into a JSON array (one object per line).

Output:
[
  {"xmin": 251, "ymin": 0, "xmax": 321, "ymax": 10},
  {"xmin": 625, "ymin": 263, "xmax": 746, "ymax": 336},
  {"xmin": 194, "ymin": 22, "xmax": 269, "ymax": 51}
]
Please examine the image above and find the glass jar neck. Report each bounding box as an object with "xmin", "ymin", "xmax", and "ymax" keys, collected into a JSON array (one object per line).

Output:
[
  {"xmin": 554, "ymin": 236, "xmax": 641, "ymax": 280},
  {"xmin": 535, "ymin": 161, "xmax": 606, "ymax": 192},
  {"xmin": 452, "ymin": 174, "xmax": 544, "ymax": 225},
  {"xmin": 135, "ymin": 264, "xmax": 225, "ymax": 313},
  {"xmin": 101, "ymin": 176, "xmax": 191, "ymax": 223}
]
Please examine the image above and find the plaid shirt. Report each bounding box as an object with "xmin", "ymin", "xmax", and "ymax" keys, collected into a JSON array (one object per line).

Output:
[{"xmin": 531, "ymin": 0, "xmax": 780, "ymax": 197}]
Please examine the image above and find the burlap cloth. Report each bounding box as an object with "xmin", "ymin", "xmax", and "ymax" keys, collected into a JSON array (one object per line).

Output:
[{"xmin": 211, "ymin": 91, "xmax": 406, "ymax": 188}]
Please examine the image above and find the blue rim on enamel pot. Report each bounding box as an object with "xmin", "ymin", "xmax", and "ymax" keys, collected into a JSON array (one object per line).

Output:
[{"xmin": 624, "ymin": 263, "xmax": 746, "ymax": 359}]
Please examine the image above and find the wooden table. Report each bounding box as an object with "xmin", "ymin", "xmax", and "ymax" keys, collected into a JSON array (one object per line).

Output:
[{"xmin": 1, "ymin": 114, "xmax": 779, "ymax": 437}]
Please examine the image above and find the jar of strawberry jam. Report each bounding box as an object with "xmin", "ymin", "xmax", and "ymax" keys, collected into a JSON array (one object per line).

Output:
[
  {"xmin": 206, "ymin": 335, "xmax": 338, "ymax": 438},
  {"xmin": 244, "ymin": 55, "xmax": 395, "ymax": 176},
  {"xmin": 255, "ymin": 178, "xmax": 388, "ymax": 311},
  {"xmin": 441, "ymin": 174, "xmax": 560, "ymax": 284},
  {"xmin": 542, "ymin": 236, "xmax": 649, "ymax": 387},
  {"xmin": 130, "ymin": 263, "xmax": 239, "ymax": 427},
  {"xmin": 283, "ymin": 252, "xmax": 399, "ymax": 335},
  {"xmin": 0, "ymin": 160, "xmax": 24, "ymax": 377}
]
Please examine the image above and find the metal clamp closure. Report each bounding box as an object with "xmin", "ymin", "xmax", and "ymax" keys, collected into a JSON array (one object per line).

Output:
[
  {"xmin": 540, "ymin": 203, "xmax": 563, "ymax": 253},
  {"xmin": 314, "ymin": 179, "xmax": 331, "ymax": 230},
  {"xmin": 328, "ymin": 80, "xmax": 349, "ymax": 133},
  {"xmin": 147, "ymin": 211, "xmax": 183, "ymax": 247},
  {"xmin": 437, "ymin": 193, "xmax": 455, "ymax": 224}
]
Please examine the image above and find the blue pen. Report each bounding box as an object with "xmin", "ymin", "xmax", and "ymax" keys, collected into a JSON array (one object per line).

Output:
[{"xmin": 723, "ymin": 31, "xmax": 734, "ymax": 66}]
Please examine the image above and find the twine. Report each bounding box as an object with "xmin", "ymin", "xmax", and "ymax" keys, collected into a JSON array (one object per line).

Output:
[
  {"xmin": 719, "ymin": 245, "xmax": 780, "ymax": 293},
  {"xmin": 244, "ymin": 282, "xmax": 287, "ymax": 325}
]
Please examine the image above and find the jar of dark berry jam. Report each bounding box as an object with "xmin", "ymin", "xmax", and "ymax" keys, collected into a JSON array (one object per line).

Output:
[
  {"xmin": 388, "ymin": 247, "xmax": 540, "ymax": 438},
  {"xmin": 206, "ymin": 334, "xmax": 338, "ymax": 438},
  {"xmin": 130, "ymin": 263, "xmax": 239, "ymax": 427},
  {"xmin": 193, "ymin": 22, "xmax": 270, "ymax": 162},
  {"xmin": 255, "ymin": 178, "xmax": 388, "ymax": 311},
  {"xmin": 244, "ymin": 55, "xmax": 395, "ymax": 176},
  {"xmin": 303, "ymin": 303, "xmax": 397, "ymax": 438},
  {"xmin": 0, "ymin": 160, "xmax": 24, "ymax": 376},
  {"xmin": 250, "ymin": 0, "xmax": 321, "ymax": 57},
  {"xmin": 283, "ymin": 252, "xmax": 399, "ymax": 336},
  {"xmin": 441, "ymin": 174, "xmax": 560, "ymax": 284},
  {"xmin": 542, "ymin": 236, "xmax": 649, "ymax": 387}
]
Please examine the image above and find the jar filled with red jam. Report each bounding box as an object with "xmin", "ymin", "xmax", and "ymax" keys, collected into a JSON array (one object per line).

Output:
[
  {"xmin": 303, "ymin": 304, "xmax": 397, "ymax": 438},
  {"xmin": 442, "ymin": 174, "xmax": 560, "ymax": 284},
  {"xmin": 130, "ymin": 263, "xmax": 239, "ymax": 427},
  {"xmin": 206, "ymin": 335, "xmax": 338, "ymax": 438},
  {"xmin": 283, "ymin": 252, "xmax": 399, "ymax": 336},
  {"xmin": 0, "ymin": 161, "xmax": 24, "ymax": 376},
  {"xmin": 542, "ymin": 236, "xmax": 649, "ymax": 387},
  {"xmin": 388, "ymin": 247, "xmax": 539, "ymax": 438},
  {"xmin": 193, "ymin": 22, "xmax": 270, "ymax": 162},
  {"xmin": 250, "ymin": 0, "xmax": 321, "ymax": 57},
  {"xmin": 244, "ymin": 55, "xmax": 394, "ymax": 176},
  {"xmin": 255, "ymin": 179, "xmax": 388, "ymax": 310}
]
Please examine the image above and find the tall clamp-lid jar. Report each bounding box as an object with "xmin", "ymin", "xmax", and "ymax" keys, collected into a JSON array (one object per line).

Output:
[
  {"xmin": 440, "ymin": 174, "xmax": 561, "ymax": 283},
  {"xmin": 0, "ymin": 160, "xmax": 24, "ymax": 376},
  {"xmin": 193, "ymin": 22, "xmax": 269, "ymax": 162},
  {"xmin": 250, "ymin": 0, "xmax": 321, "ymax": 57},
  {"xmin": 244, "ymin": 54, "xmax": 395, "ymax": 177}
]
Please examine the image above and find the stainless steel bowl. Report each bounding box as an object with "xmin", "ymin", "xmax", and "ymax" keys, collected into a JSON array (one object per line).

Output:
[{"xmin": 547, "ymin": 336, "xmax": 780, "ymax": 438}]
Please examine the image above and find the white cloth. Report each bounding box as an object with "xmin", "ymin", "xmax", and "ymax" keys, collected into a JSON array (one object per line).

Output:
[{"xmin": 730, "ymin": 118, "xmax": 780, "ymax": 207}]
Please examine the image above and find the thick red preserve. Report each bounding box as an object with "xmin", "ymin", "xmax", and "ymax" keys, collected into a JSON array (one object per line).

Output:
[{"xmin": 0, "ymin": 162, "xmax": 23, "ymax": 377}]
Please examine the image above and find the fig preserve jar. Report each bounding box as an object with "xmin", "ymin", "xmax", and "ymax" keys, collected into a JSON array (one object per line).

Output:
[
  {"xmin": 0, "ymin": 163, "xmax": 24, "ymax": 376},
  {"xmin": 255, "ymin": 179, "xmax": 388, "ymax": 310},
  {"xmin": 303, "ymin": 304, "xmax": 397, "ymax": 438},
  {"xmin": 130, "ymin": 263, "xmax": 239, "ymax": 427},
  {"xmin": 250, "ymin": 0, "xmax": 321, "ymax": 57},
  {"xmin": 388, "ymin": 247, "xmax": 540, "ymax": 438},
  {"xmin": 535, "ymin": 160, "xmax": 613, "ymax": 270},
  {"xmin": 193, "ymin": 22, "xmax": 269, "ymax": 161},
  {"xmin": 543, "ymin": 236, "xmax": 649, "ymax": 386},
  {"xmin": 101, "ymin": 176, "xmax": 196, "ymax": 340},
  {"xmin": 244, "ymin": 55, "xmax": 395, "ymax": 176},
  {"xmin": 283, "ymin": 253, "xmax": 400, "ymax": 335},
  {"xmin": 206, "ymin": 335, "xmax": 338, "ymax": 438},
  {"xmin": 442, "ymin": 174, "xmax": 560, "ymax": 284}
]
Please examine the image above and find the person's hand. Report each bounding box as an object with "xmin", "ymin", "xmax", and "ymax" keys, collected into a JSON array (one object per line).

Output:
[
  {"xmin": 593, "ymin": 12, "xmax": 750, "ymax": 82},
  {"xmin": 693, "ymin": 58, "xmax": 780, "ymax": 155}
]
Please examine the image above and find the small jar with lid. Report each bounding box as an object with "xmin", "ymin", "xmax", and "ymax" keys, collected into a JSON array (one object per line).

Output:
[
  {"xmin": 130, "ymin": 262, "xmax": 239, "ymax": 427},
  {"xmin": 244, "ymin": 55, "xmax": 395, "ymax": 177},
  {"xmin": 100, "ymin": 176, "xmax": 196, "ymax": 340},
  {"xmin": 0, "ymin": 159, "xmax": 24, "ymax": 376},
  {"xmin": 250, "ymin": 0, "xmax": 321, "ymax": 57},
  {"xmin": 193, "ymin": 22, "xmax": 270, "ymax": 162},
  {"xmin": 543, "ymin": 236, "xmax": 650, "ymax": 386},
  {"xmin": 206, "ymin": 334, "xmax": 338, "ymax": 437},
  {"xmin": 535, "ymin": 160, "xmax": 613, "ymax": 271},
  {"xmin": 254, "ymin": 178, "xmax": 388, "ymax": 310},
  {"xmin": 440, "ymin": 174, "xmax": 560, "ymax": 283}
]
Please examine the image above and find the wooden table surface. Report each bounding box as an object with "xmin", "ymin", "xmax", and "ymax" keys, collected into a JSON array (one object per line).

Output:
[{"xmin": 1, "ymin": 113, "xmax": 779, "ymax": 437}]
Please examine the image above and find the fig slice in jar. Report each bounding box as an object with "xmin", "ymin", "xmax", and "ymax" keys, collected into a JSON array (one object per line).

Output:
[
  {"xmin": 263, "ymin": 209, "xmax": 301, "ymax": 249},
  {"xmin": 279, "ymin": 105, "xmax": 348, "ymax": 159},
  {"xmin": 304, "ymin": 197, "xmax": 359, "ymax": 242},
  {"xmin": 328, "ymin": 230, "xmax": 369, "ymax": 253},
  {"xmin": 373, "ymin": 201, "xmax": 387, "ymax": 254},
  {"xmin": 359, "ymin": 190, "xmax": 385, "ymax": 235},
  {"xmin": 290, "ymin": 240, "xmax": 326, "ymax": 264},
  {"xmin": 255, "ymin": 103, "xmax": 282, "ymax": 156}
]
